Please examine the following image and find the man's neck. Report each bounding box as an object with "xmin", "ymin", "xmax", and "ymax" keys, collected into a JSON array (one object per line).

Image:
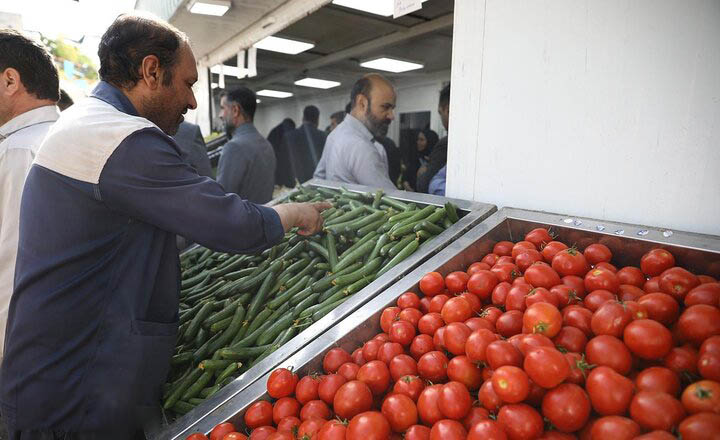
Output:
[{"xmin": 1, "ymin": 97, "xmax": 55, "ymax": 126}]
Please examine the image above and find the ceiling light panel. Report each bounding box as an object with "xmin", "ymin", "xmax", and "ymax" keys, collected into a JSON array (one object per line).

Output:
[
  {"xmin": 332, "ymin": 0, "xmax": 428, "ymax": 17},
  {"xmin": 254, "ymin": 36, "xmax": 314, "ymax": 55},
  {"xmin": 187, "ymin": 0, "xmax": 231, "ymax": 16},
  {"xmin": 360, "ymin": 57, "xmax": 424, "ymax": 73},
  {"xmin": 294, "ymin": 78, "xmax": 341, "ymax": 89},
  {"xmin": 256, "ymin": 89, "xmax": 293, "ymax": 99}
]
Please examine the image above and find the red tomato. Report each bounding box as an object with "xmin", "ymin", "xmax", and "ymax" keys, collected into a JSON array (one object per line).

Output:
[
  {"xmin": 678, "ymin": 304, "xmax": 720, "ymax": 346},
  {"xmin": 393, "ymin": 375, "xmax": 425, "ymax": 402},
  {"xmin": 486, "ymin": 340, "xmax": 523, "ymax": 370},
  {"xmin": 317, "ymin": 419, "xmax": 347, "ymax": 440},
  {"xmin": 552, "ymin": 248, "xmax": 590, "ymax": 277},
  {"xmin": 516, "ymin": 249, "xmax": 544, "ymax": 273},
  {"xmin": 492, "ymin": 282, "xmax": 512, "ymax": 306},
  {"xmin": 417, "ymin": 312, "xmax": 444, "ymax": 336},
  {"xmin": 447, "ymin": 355, "xmax": 483, "ymax": 390},
  {"xmin": 561, "ymin": 275, "xmax": 586, "ymax": 297},
  {"xmin": 511, "ymin": 241, "xmax": 537, "ymax": 259},
  {"xmin": 433, "ymin": 326, "xmax": 447, "ymax": 351},
  {"xmin": 584, "ymin": 289, "xmax": 615, "ymax": 312},
  {"xmin": 542, "ymin": 241, "xmax": 569, "ymax": 263},
  {"xmin": 300, "ymin": 400, "xmax": 331, "ymax": 421},
  {"xmin": 495, "ymin": 310, "xmax": 524, "ymax": 338},
  {"xmin": 429, "ymin": 419, "xmax": 467, "ymax": 440},
  {"xmin": 210, "ymin": 423, "xmax": 236, "ymax": 440},
  {"xmin": 417, "ymin": 384, "xmax": 444, "ymax": 426},
  {"xmin": 382, "ymin": 393, "xmax": 418, "ymax": 432},
  {"xmin": 297, "ymin": 418, "xmax": 324, "ymax": 439},
  {"xmin": 616, "ymin": 266, "xmax": 646, "ymax": 287},
  {"xmin": 480, "ymin": 306, "xmax": 504, "ymax": 325},
  {"xmin": 618, "ymin": 284, "xmax": 646, "ymax": 301},
  {"xmin": 525, "ymin": 228, "xmax": 554, "ymax": 249},
  {"xmin": 590, "ymin": 301, "xmax": 632, "ymax": 337},
  {"xmin": 698, "ymin": 352, "xmax": 720, "ymax": 381},
  {"xmin": 635, "ymin": 366, "xmax": 681, "ymax": 396},
  {"xmin": 398, "ymin": 307, "xmax": 423, "ymax": 328},
  {"xmin": 467, "ymin": 419, "xmax": 508, "ymax": 440},
  {"xmin": 586, "ymin": 366, "xmax": 635, "ymax": 415},
  {"xmin": 323, "ymin": 348, "xmax": 352, "ymax": 374},
  {"xmin": 699, "ymin": 275, "xmax": 719, "ymax": 283},
  {"xmin": 522, "ymin": 302, "xmax": 562, "ymax": 337},
  {"xmin": 596, "ymin": 262, "xmax": 618, "ymax": 273},
  {"xmin": 346, "ymin": 411, "xmax": 391, "ymax": 440},
  {"xmin": 641, "ymin": 249, "xmax": 676, "ymax": 277},
  {"xmin": 624, "ymin": 319, "xmax": 673, "ymax": 359},
  {"xmin": 644, "ymin": 276, "xmax": 662, "ymax": 293},
  {"xmin": 428, "ymin": 294, "xmax": 450, "ymax": 314},
  {"xmin": 410, "ymin": 334, "xmax": 435, "ymax": 361},
  {"xmin": 523, "ymin": 346, "xmax": 569, "ymax": 389},
  {"xmin": 624, "ymin": 300, "xmax": 649, "ymax": 320},
  {"xmin": 265, "ymin": 432, "xmax": 292, "ymax": 440},
  {"xmin": 318, "ymin": 374, "xmax": 347, "ymax": 406},
  {"xmin": 467, "ymin": 261, "xmax": 491, "ymax": 276},
  {"xmin": 356, "ymin": 360, "xmax": 390, "ymax": 396},
  {"xmin": 660, "ymin": 267, "xmax": 700, "ymax": 300},
  {"xmin": 506, "ymin": 283, "xmax": 532, "ymax": 312},
  {"xmin": 245, "ymin": 401, "xmax": 273, "ymax": 429},
  {"xmin": 276, "ymin": 417, "xmax": 300, "ymax": 433},
  {"xmin": 525, "ymin": 287, "xmax": 559, "ymax": 308},
  {"xmin": 337, "ymin": 362, "xmax": 360, "ymax": 381},
  {"xmin": 665, "ymin": 345, "xmax": 699, "ymax": 376},
  {"xmin": 468, "ymin": 270, "xmax": 499, "ymax": 300},
  {"xmin": 525, "ymin": 264, "xmax": 562, "ymax": 289},
  {"xmin": 686, "ymin": 283, "xmax": 720, "ymax": 307},
  {"xmin": 562, "ymin": 305, "xmax": 593, "ymax": 337},
  {"xmin": 552, "ymin": 326, "xmax": 587, "ymax": 353},
  {"xmin": 333, "ymin": 380, "xmax": 373, "ymax": 420},
  {"xmin": 444, "ymin": 322, "xmax": 472, "ymax": 356},
  {"xmin": 438, "ymin": 381, "xmax": 472, "ymax": 420},
  {"xmin": 564, "ymin": 352, "xmax": 592, "ymax": 385},
  {"xmin": 478, "ymin": 380, "xmax": 502, "ymax": 412},
  {"xmin": 516, "ymin": 333, "xmax": 554, "ymax": 356},
  {"xmin": 377, "ymin": 342, "xmax": 404, "ymax": 365},
  {"xmin": 638, "ymin": 292, "xmax": 680, "ymax": 325},
  {"xmin": 221, "ymin": 433, "xmax": 248, "ymax": 440},
  {"xmin": 417, "ymin": 351, "xmax": 449, "ymax": 383},
  {"xmin": 550, "ymin": 284, "xmax": 580, "ymax": 308},
  {"xmin": 541, "ymin": 383, "xmax": 591, "ymax": 433},
  {"xmin": 678, "ymin": 412, "xmax": 720, "ymax": 439},
  {"xmin": 701, "ymin": 336, "xmax": 720, "ymax": 356},
  {"xmin": 630, "ymin": 391, "xmax": 686, "ymax": 431},
  {"xmin": 295, "ymin": 375, "xmax": 320, "ymax": 405},
  {"xmin": 491, "ymin": 263, "xmax": 522, "ymax": 283},
  {"xmin": 405, "ymin": 425, "xmax": 432, "ymax": 440},
  {"xmin": 631, "ymin": 432, "xmax": 676, "ymax": 440},
  {"xmin": 586, "ymin": 335, "xmax": 633, "ymax": 375},
  {"xmin": 419, "ymin": 297, "xmax": 431, "ymax": 314},
  {"xmin": 398, "ymin": 292, "xmax": 421, "ymax": 309},
  {"xmin": 389, "ymin": 354, "xmax": 418, "ymax": 382},
  {"xmin": 466, "ymin": 328, "xmax": 498, "ymax": 363},
  {"xmin": 186, "ymin": 434, "xmax": 209, "ymax": 440},
  {"xmin": 267, "ymin": 368, "xmax": 299, "ymax": 399},
  {"xmin": 465, "ymin": 316, "xmax": 494, "ymax": 332},
  {"xmin": 482, "ymin": 253, "xmax": 501, "ymax": 266},
  {"xmin": 681, "ymin": 380, "xmax": 720, "ymax": 414},
  {"xmin": 351, "ymin": 347, "xmax": 366, "ymax": 366},
  {"xmin": 497, "ymin": 404, "xmax": 544, "ymax": 440},
  {"xmin": 380, "ymin": 307, "xmax": 401, "ymax": 334},
  {"xmin": 460, "ymin": 292, "xmax": 483, "ymax": 314},
  {"xmin": 583, "ymin": 243, "xmax": 612, "ymax": 265},
  {"xmin": 585, "ymin": 268, "xmax": 620, "ymax": 293},
  {"xmin": 494, "ymin": 241, "xmax": 515, "ymax": 256},
  {"xmin": 590, "ymin": 416, "xmax": 640, "ymax": 440},
  {"xmin": 272, "ymin": 397, "xmax": 301, "ymax": 424},
  {"xmin": 491, "ymin": 366, "xmax": 530, "ymax": 403},
  {"xmin": 249, "ymin": 427, "xmax": 276, "ymax": 440},
  {"xmin": 445, "ymin": 271, "xmax": 470, "ymax": 293},
  {"xmin": 389, "ymin": 320, "xmax": 416, "ymax": 346},
  {"xmin": 420, "ymin": 272, "xmax": 445, "ymax": 297},
  {"xmin": 441, "ymin": 297, "xmax": 472, "ymax": 323}
]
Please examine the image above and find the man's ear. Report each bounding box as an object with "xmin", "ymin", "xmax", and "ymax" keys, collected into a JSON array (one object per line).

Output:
[
  {"xmin": 1, "ymin": 68, "xmax": 22, "ymax": 95},
  {"xmin": 139, "ymin": 55, "xmax": 161, "ymax": 89}
]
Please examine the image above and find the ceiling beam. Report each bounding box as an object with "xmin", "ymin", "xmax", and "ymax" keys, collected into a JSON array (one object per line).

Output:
[
  {"xmin": 199, "ymin": 0, "xmax": 333, "ymax": 68},
  {"xmin": 251, "ymin": 13, "xmax": 454, "ymax": 89}
]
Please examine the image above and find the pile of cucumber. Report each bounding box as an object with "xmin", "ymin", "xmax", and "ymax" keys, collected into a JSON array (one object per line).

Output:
[{"xmin": 162, "ymin": 185, "xmax": 460, "ymax": 416}]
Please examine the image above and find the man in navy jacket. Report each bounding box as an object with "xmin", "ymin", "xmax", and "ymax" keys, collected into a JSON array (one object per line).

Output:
[{"xmin": 0, "ymin": 14, "xmax": 327, "ymax": 439}]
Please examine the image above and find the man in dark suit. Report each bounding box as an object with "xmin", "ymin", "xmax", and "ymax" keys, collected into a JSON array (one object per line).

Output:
[
  {"xmin": 284, "ymin": 105, "xmax": 327, "ymax": 184},
  {"xmin": 172, "ymin": 121, "xmax": 212, "ymax": 178}
]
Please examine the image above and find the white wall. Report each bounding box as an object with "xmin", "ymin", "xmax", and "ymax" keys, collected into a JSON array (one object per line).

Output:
[
  {"xmin": 253, "ymin": 71, "xmax": 451, "ymax": 144},
  {"xmin": 448, "ymin": 0, "xmax": 720, "ymax": 236}
]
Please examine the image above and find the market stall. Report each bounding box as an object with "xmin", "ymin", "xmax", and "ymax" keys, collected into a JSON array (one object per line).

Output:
[{"xmin": 175, "ymin": 207, "xmax": 720, "ymax": 439}]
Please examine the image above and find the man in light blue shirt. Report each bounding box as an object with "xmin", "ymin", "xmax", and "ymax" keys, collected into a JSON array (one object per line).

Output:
[
  {"xmin": 428, "ymin": 164, "xmax": 446, "ymax": 196},
  {"xmin": 314, "ymin": 74, "xmax": 397, "ymax": 190}
]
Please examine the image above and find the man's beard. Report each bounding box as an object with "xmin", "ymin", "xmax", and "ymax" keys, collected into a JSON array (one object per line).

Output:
[
  {"xmin": 365, "ymin": 106, "xmax": 390, "ymax": 139},
  {"xmin": 224, "ymin": 120, "xmax": 236, "ymax": 138},
  {"xmin": 143, "ymin": 91, "xmax": 183, "ymax": 135}
]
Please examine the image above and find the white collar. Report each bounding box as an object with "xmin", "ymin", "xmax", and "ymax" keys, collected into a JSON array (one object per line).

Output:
[{"xmin": 0, "ymin": 105, "xmax": 60, "ymax": 140}]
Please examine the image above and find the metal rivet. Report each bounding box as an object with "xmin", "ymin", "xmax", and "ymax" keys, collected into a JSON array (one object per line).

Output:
[
  {"xmin": 614, "ymin": 229, "xmax": 625, "ymax": 235},
  {"xmin": 663, "ymin": 230, "xmax": 674, "ymax": 237},
  {"xmin": 596, "ymin": 225, "xmax": 605, "ymax": 231},
  {"xmin": 563, "ymin": 218, "xmax": 574, "ymax": 224},
  {"xmin": 573, "ymin": 220, "xmax": 583, "ymax": 226},
  {"xmin": 637, "ymin": 230, "xmax": 649, "ymax": 236}
]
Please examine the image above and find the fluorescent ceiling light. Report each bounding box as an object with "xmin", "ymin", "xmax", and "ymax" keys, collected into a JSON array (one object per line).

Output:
[
  {"xmin": 360, "ymin": 57, "xmax": 424, "ymax": 73},
  {"xmin": 256, "ymin": 89, "xmax": 293, "ymax": 99},
  {"xmin": 332, "ymin": 0, "xmax": 428, "ymax": 17},
  {"xmin": 187, "ymin": 0, "xmax": 231, "ymax": 16},
  {"xmin": 211, "ymin": 82, "xmax": 219, "ymax": 89},
  {"xmin": 254, "ymin": 35, "xmax": 314, "ymax": 55},
  {"xmin": 256, "ymin": 99, "xmax": 261, "ymax": 103},
  {"xmin": 210, "ymin": 65, "xmax": 243, "ymax": 77},
  {"xmin": 294, "ymin": 78, "xmax": 341, "ymax": 89}
]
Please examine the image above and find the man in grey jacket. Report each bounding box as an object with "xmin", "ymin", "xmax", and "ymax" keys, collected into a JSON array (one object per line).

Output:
[
  {"xmin": 313, "ymin": 74, "xmax": 396, "ymax": 190},
  {"xmin": 172, "ymin": 121, "xmax": 212, "ymax": 178},
  {"xmin": 217, "ymin": 87, "xmax": 276, "ymax": 203}
]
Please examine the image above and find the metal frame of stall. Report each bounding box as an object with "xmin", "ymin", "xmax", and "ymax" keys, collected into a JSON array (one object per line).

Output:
[
  {"xmin": 174, "ymin": 206, "xmax": 720, "ymax": 436},
  {"xmin": 146, "ymin": 179, "xmax": 497, "ymax": 439}
]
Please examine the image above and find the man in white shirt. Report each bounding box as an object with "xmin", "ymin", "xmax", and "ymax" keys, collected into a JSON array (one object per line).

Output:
[{"xmin": 0, "ymin": 30, "xmax": 60, "ymax": 357}]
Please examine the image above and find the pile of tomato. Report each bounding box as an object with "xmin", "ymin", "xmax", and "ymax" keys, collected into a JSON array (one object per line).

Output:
[{"xmin": 189, "ymin": 228, "xmax": 720, "ymax": 440}]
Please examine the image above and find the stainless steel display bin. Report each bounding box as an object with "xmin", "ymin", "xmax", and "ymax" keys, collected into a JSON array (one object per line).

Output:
[
  {"xmin": 168, "ymin": 207, "xmax": 720, "ymax": 438},
  {"xmin": 146, "ymin": 180, "xmax": 496, "ymax": 439}
]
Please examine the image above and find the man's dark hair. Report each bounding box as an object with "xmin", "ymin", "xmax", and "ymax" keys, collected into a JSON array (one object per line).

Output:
[
  {"xmin": 98, "ymin": 13, "xmax": 187, "ymax": 89},
  {"xmin": 350, "ymin": 77, "xmax": 372, "ymax": 110},
  {"xmin": 58, "ymin": 89, "xmax": 74, "ymax": 111},
  {"xmin": 344, "ymin": 102, "xmax": 351, "ymax": 114},
  {"xmin": 221, "ymin": 87, "xmax": 257, "ymax": 121},
  {"xmin": 331, "ymin": 111, "xmax": 345, "ymax": 124},
  {"xmin": 303, "ymin": 105, "xmax": 320, "ymax": 124},
  {"xmin": 0, "ymin": 29, "xmax": 59, "ymax": 101},
  {"xmin": 439, "ymin": 83, "xmax": 451, "ymax": 109}
]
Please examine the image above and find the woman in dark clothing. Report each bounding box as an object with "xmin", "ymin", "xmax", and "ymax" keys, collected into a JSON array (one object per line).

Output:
[
  {"xmin": 402, "ymin": 128, "xmax": 439, "ymax": 191},
  {"xmin": 267, "ymin": 118, "xmax": 296, "ymax": 187}
]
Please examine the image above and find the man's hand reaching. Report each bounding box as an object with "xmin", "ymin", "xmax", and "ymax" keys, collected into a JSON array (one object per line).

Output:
[{"xmin": 273, "ymin": 202, "xmax": 332, "ymax": 236}]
